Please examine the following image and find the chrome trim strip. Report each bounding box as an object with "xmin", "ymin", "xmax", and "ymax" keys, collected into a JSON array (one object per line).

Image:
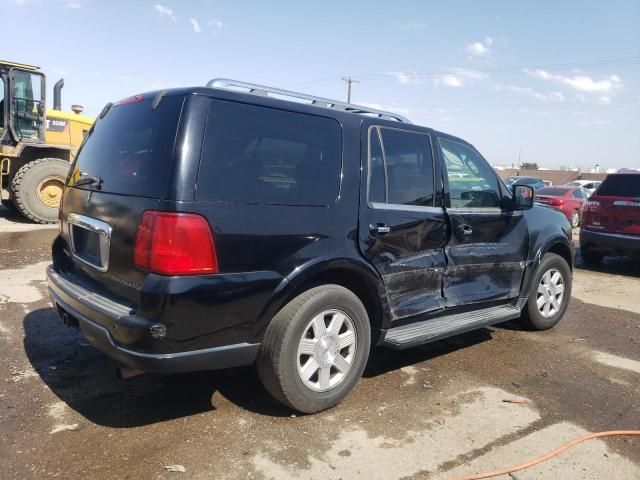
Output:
[{"xmin": 67, "ymin": 213, "xmax": 112, "ymax": 272}]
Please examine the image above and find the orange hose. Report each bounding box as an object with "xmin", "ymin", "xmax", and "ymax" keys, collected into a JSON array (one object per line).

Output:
[{"xmin": 447, "ymin": 430, "xmax": 640, "ymax": 480}]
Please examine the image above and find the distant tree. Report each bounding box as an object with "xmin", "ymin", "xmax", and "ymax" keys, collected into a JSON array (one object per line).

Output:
[{"xmin": 521, "ymin": 162, "xmax": 538, "ymax": 170}]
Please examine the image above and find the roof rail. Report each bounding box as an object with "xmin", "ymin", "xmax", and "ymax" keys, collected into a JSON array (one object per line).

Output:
[{"xmin": 206, "ymin": 78, "xmax": 412, "ymax": 124}]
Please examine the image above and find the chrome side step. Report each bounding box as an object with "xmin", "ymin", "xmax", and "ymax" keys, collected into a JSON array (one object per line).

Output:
[{"xmin": 382, "ymin": 305, "xmax": 521, "ymax": 350}]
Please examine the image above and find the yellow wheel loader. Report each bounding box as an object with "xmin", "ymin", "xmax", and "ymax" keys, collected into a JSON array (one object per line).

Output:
[{"xmin": 0, "ymin": 60, "xmax": 93, "ymax": 223}]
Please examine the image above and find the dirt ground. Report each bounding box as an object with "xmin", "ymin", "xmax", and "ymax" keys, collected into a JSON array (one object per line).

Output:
[{"xmin": 0, "ymin": 206, "xmax": 638, "ymax": 479}]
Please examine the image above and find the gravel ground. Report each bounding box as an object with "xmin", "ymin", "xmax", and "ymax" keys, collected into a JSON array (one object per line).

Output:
[{"xmin": 0, "ymin": 206, "xmax": 638, "ymax": 479}]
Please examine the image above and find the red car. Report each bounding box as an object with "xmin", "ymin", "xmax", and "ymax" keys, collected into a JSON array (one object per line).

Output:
[
  {"xmin": 535, "ymin": 186, "xmax": 587, "ymax": 228},
  {"xmin": 580, "ymin": 172, "xmax": 640, "ymax": 264}
]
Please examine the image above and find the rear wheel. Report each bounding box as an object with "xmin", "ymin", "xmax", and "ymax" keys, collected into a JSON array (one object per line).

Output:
[
  {"xmin": 11, "ymin": 158, "xmax": 69, "ymax": 224},
  {"xmin": 257, "ymin": 285, "xmax": 371, "ymax": 413},
  {"xmin": 570, "ymin": 209, "xmax": 580, "ymax": 228},
  {"xmin": 520, "ymin": 253, "xmax": 572, "ymax": 330}
]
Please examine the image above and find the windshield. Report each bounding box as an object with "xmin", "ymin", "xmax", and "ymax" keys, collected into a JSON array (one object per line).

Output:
[
  {"xmin": 69, "ymin": 95, "xmax": 184, "ymax": 198},
  {"xmin": 11, "ymin": 70, "xmax": 44, "ymax": 141}
]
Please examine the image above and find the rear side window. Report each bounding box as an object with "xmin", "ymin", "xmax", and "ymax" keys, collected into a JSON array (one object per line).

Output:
[
  {"xmin": 197, "ymin": 100, "xmax": 341, "ymax": 206},
  {"xmin": 368, "ymin": 127, "xmax": 435, "ymax": 207},
  {"xmin": 69, "ymin": 95, "xmax": 184, "ymax": 198},
  {"xmin": 538, "ymin": 187, "xmax": 569, "ymax": 196},
  {"xmin": 596, "ymin": 175, "xmax": 640, "ymax": 197}
]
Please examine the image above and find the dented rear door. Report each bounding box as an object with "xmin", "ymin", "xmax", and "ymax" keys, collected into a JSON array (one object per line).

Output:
[{"xmin": 358, "ymin": 125, "xmax": 448, "ymax": 321}]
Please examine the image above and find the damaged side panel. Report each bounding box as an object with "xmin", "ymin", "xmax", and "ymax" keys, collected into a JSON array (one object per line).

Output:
[{"xmin": 443, "ymin": 210, "xmax": 528, "ymax": 306}]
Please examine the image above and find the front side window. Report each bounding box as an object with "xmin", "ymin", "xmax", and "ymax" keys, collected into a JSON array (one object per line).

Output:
[
  {"xmin": 439, "ymin": 137, "xmax": 501, "ymax": 208},
  {"xmin": 368, "ymin": 127, "xmax": 435, "ymax": 207},
  {"xmin": 198, "ymin": 100, "xmax": 341, "ymax": 206}
]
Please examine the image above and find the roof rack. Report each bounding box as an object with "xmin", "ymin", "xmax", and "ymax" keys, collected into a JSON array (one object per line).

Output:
[{"xmin": 206, "ymin": 78, "xmax": 412, "ymax": 124}]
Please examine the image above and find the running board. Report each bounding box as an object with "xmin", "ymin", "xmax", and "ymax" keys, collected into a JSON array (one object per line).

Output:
[{"xmin": 382, "ymin": 305, "xmax": 521, "ymax": 350}]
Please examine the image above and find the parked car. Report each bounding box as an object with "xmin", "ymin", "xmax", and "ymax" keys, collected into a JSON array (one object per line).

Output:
[
  {"xmin": 535, "ymin": 186, "xmax": 587, "ymax": 228},
  {"xmin": 580, "ymin": 172, "xmax": 640, "ymax": 264},
  {"xmin": 47, "ymin": 80, "xmax": 574, "ymax": 413},
  {"xmin": 504, "ymin": 176, "xmax": 546, "ymax": 190},
  {"xmin": 564, "ymin": 180, "xmax": 601, "ymax": 196}
]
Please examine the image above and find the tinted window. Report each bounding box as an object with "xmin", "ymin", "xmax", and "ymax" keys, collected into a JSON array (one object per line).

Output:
[
  {"xmin": 368, "ymin": 129, "xmax": 385, "ymax": 203},
  {"xmin": 69, "ymin": 95, "xmax": 184, "ymax": 198},
  {"xmin": 198, "ymin": 100, "xmax": 341, "ymax": 206},
  {"xmin": 538, "ymin": 187, "xmax": 569, "ymax": 196},
  {"xmin": 572, "ymin": 189, "xmax": 583, "ymax": 199},
  {"xmin": 439, "ymin": 137, "xmax": 500, "ymax": 208},
  {"xmin": 597, "ymin": 175, "xmax": 640, "ymax": 197}
]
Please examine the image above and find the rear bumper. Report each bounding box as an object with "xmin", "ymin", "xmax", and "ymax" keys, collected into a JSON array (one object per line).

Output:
[
  {"xmin": 47, "ymin": 265, "xmax": 260, "ymax": 373},
  {"xmin": 580, "ymin": 229, "xmax": 640, "ymax": 254}
]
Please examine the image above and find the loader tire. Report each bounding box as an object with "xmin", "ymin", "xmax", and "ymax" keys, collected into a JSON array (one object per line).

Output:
[{"xmin": 11, "ymin": 158, "xmax": 69, "ymax": 224}]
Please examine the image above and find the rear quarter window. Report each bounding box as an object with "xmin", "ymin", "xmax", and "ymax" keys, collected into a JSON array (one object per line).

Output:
[
  {"xmin": 197, "ymin": 100, "xmax": 342, "ymax": 206},
  {"xmin": 597, "ymin": 175, "xmax": 640, "ymax": 197},
  {"xmin": 69, "ymin": 95, "xmax": 184, "ymax": 198}
]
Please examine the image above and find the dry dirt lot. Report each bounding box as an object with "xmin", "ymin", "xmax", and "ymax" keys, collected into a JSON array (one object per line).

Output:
[{"xmin": 0, "ymin": 206, "xmax": 638, "ymax": 479}]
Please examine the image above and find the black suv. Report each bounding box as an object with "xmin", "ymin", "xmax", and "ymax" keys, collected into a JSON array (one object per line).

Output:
[{"xmin": 47, "ymin": 79, "xmax": 574, "ymax": 413}]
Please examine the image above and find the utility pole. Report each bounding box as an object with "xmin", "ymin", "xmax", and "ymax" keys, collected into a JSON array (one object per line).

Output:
[{"xmin": 342, "ymin": 76, "xmax": 360, "ymax": 103}]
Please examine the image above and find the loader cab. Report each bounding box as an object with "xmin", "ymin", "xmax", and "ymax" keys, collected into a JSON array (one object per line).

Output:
[{"xmin": 0, "ymin": 61, "xmax": 46, "ymax": 145}]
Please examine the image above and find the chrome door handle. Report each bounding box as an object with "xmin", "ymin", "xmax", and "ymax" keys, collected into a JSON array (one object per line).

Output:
[
  {"xmin": 456, "ymin": 224, "xmax": 473, "ymax": 237},
  {"xmin": 370, "ymin": 223, "xmax": 391, "ymax": 235}
]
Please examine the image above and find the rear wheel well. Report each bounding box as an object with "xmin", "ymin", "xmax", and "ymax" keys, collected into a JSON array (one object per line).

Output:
[
  {"xmin": 285, "ymin": 268, "xmax": 384, "ymax": 343},
  {"xmin": 547, "ymin": 242, "xmax": 573, "ymax": 270}
]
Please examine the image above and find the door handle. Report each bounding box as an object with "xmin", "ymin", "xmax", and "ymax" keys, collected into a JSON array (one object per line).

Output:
[
  {"xmin": 370, "ymin": 223, "xmax": 391, "ymax": 235},
  {"xmin": 456, "ymin": 224, "xmax": 473, "ymax": 237}
]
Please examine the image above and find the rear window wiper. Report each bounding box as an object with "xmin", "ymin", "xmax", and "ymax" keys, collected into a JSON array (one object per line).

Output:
[{"xmin": 75, "ymin": 174, "xmax": 103, "ymax": 189}]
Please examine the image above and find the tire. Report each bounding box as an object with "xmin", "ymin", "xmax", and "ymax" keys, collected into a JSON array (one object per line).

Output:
[
  {"xmin": 11, "ymin": 158, "xmax": 69, "ymax": 224},
  {"xmin": 519, "ymin": 253, "xmax": 572, "ymax": 331},
  {"xmin": 257, "ymin": 285, "xmax": 371, "ymax": 413},
  {"xmin": 580, "ymin": 246, "xmax": 603, "ymax": 266},
  {"xmin": 570, "ymin": 209, "xmax": 580, "ymax": 228}
]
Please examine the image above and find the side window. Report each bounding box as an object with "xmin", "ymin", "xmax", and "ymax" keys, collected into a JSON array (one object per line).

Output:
[
  {"xmin": 368, "ymin": 129, "xmax": 385, "ymax": 203},
  {"xmin": 198, "ymin": 100, "xmax": 342, "ymax": 206},
  {"xmin": 572, "ymin": 189, "xmax": 583, "ymax": 199},
  {"xmin": 367, "ymin": 127, "xmax": 435, "ymax": 207},
  {"xmin": 0, "ymin": 77, "xmax": 4, "ymax": 132},
  {"xmin": 438, "ymin": 137, "xmax": 501, "ymax": 208}
]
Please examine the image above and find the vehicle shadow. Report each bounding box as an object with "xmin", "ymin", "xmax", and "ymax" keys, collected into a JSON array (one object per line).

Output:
[
  {"xmin": 574, "ymin": 247, "xmax": 640, "ymax": 279},
  {"xmin": 0, "ymin": 205, "xmax": 29, "ymax": 223},
  {"xmin": 24, "ymin": 307, "xmax": 494, "ymax": 427}
]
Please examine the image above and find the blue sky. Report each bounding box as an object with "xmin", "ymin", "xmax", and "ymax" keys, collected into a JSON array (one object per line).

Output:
[{"xmin": 2, "ymin": 0, "xmax": 639, "ymax": 170}]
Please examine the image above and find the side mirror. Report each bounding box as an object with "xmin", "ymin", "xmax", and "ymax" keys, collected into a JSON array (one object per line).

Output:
[{"xmin": 513, "ymin": 184, "xmax": 534, "ymax": 210}]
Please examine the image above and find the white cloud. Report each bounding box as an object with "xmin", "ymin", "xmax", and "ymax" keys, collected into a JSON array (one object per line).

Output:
[
  {"xmin": 465, "ymin": 37, "xmax": 493, "ymax": 57},
  {"xmin": 388, "ymin": 71, "xmax": 420, "ymax": 85},
  {"xmin": 433, "ymin": 68, "xmax": 488, "ymax": 87},
  {"xmin": 189, "ymin": 18, "xmax": 201, "ymax": 33},
  {"xmin": 65, "ymin": 1, "xmax": 82, "ymax": 8},
  {"xmin": 207, "ymin": 18, "xmax": 224, "ymax": 33},
  {"xmin": 497, "ymin": 85, "xmax": 565, "ymax": 102},
  {"xmin": 360, "ymin": 102, "xmax": 412, "ymax": 117},
  {"xmin": 153, "ymin": 4, "xmax": 176, "ymax": 22},
  {"xmin": 523, "ymin": 68, "xmax": 622, "ymax": 93},
  {"xmin": 598, "ymin": 96, "xmax": 611, "ymax": 105}
]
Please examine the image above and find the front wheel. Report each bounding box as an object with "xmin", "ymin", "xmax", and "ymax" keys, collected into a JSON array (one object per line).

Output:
[
  {"xmin": 570, "ymin": 209, "xmax": 580, "ymax": 228},
  {"xmin": 257, "ymin": 285, "xmax": 371, "ymax": 413},
  {"xmin": 519, "ymin": 253, "xmax": 572, "ymax": 330}
]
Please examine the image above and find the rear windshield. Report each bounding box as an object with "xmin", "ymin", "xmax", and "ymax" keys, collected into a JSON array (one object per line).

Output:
[
  {"xmin": 597, "ymin": 175, "xmax": 640, "ymax": 197},
  {"xmin": 197, "ymin": 100, "xmax": 341, "ymax": 206},
  {"xmin": 68, "ymin": 95, "xmax": 184, "ymax": 198},
  {"xmin": 537, "ymin": 187, "xmax": 568, "ymax": 196}
]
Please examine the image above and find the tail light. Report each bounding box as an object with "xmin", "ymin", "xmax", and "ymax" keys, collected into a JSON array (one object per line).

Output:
[
  {"xmin": 134, "ymin": 211, "xmax": 218, "ymax": 275},
  {"xmin": 546, "ymin": 198, "xmax": 564, "ymax": 206},
  {"xmin": 58, "ymin": 193, "xmax": 64, "ymax": 235},
  {"xmin": 584, "ymin": 200, "xmax": 601, "ymax": 213}
]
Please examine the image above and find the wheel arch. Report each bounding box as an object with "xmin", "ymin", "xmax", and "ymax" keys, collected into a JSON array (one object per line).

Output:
[{"xmin": 251, "ymin": 257, "xmax": 389, "ymax": 345}]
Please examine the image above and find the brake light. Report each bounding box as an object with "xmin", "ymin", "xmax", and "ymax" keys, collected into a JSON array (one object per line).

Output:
[
  {"xmin": 58, "ymin": 193, "xmax": 64, "ymax": 235},
  {"xmin": 115, "ymin": 94, "xmax": 144, "ymax": 106},
  {"xmin": 584, "ymin": 200, "xmax": 601, "ymax": 213},
  {"xmin": 134, "ymin": 211, "xmax": 218, "ymax": 275},
  {"xmin": 546, "ymin": 198, "xmax": 564, "ymax": 206}
]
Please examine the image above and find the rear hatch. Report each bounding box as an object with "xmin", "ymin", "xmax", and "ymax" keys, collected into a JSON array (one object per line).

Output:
[
  {"xmin": 583, "ymin": 174, "xmax": 640, "ymax": 235},
  {"xmin": 60, "ymin": 92, "xmax": 188, "ymax": 305}
]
